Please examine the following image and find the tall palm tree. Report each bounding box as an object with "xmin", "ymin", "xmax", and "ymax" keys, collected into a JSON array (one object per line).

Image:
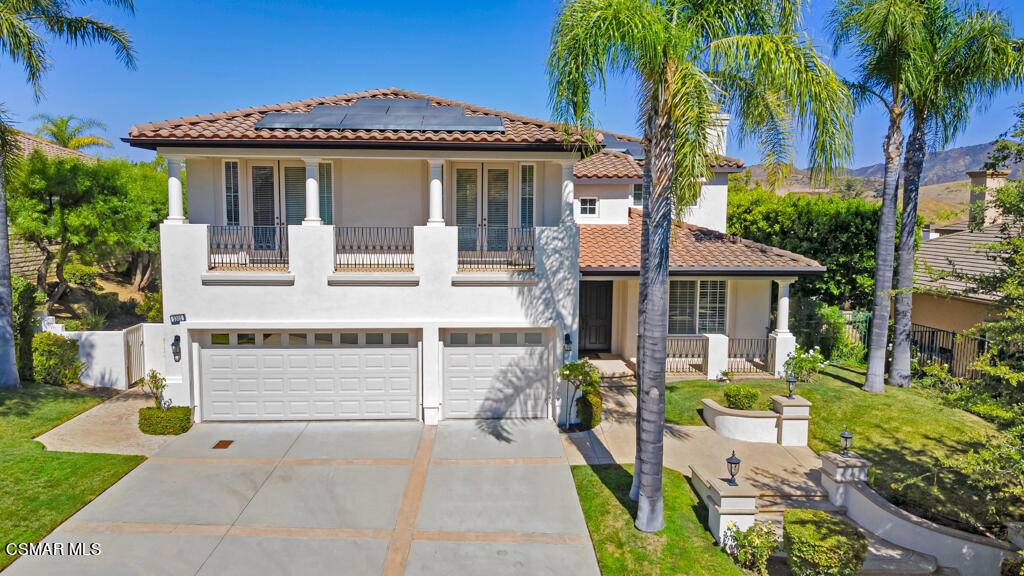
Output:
[
  {"xmin": 31, "ymin": 114, "xmax": 111, "ymax": 150},
  {"xmin": 889, "ymin": 2, "xmax": 1022, "ymax": 387},
  {"xmin": 0, "ymin": 0, "xmax": 136, "ymax": 389},
  {"xmin": 829, "ymin": 0, "xmax": 927, "ymax": 393},
  {"xmin": 548, "ymin": 0, "xmax": 852, "ymax": 531}
]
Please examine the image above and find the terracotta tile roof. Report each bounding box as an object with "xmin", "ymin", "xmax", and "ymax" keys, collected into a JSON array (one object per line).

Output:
[
  {"xmin": 574, "ymin": 147, "xmax": 744, "ymax": 179},
  {"xmin": 14, "ymin": 130, "xmax": 97, "ymax": 163},
  {"xmin": 580, "ymin": 209, "xmax": 824, "ymax": 274},
  {"xmin": 127, "ymin": 87, "xmax": 591, "ymax": 148},
  {"xmin": 915, "ymin": 226, "xmax": 1006, "ymax": 302}
]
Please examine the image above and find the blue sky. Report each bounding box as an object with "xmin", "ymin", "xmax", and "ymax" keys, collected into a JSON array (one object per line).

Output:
[{"xmin": 2, "ymin": 0, "xmax": 1023, "ymax": 168}]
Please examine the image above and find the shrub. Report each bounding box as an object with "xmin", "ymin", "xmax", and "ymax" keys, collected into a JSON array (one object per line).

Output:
[
  {"xmin": 136, "ymin": 289, "xmax": 162, "ymax": 323},
  {"xmin": 784, "ymin": 509, "xmax": 868, "ymax": 576},
  {"xmin": 785, "ymin": 346, "xmax": 827, "ymax": 382},
  {"xmin": 559, "ymin": 359, "xmax": 602, "ymax": 428},
  {"xmin": 138, "ymin": 406, "xmax": 192, "ymax": 435},
  {"xmin": 575, "ymin": 386, "xmax": 602, "ymax": 430},
  {"xmin": 62, "ymin": 319, "xmax": 84, "ymax": 331},
  {"xmin": 63, "ymin": 263, "xmax": 100, "ymax": 288},
  {"xmin": 92, "ymin": 292, "xmax": 124, "ymax": 318},
  {"xmin": 1002, "ymin": 552, "xmax": 1024, "ymax": 576},
  {"xmin": 141, "ymin": 370, "xmax": 167, "ymax": 408},
  {"xmin": 725, "ymin": 521, "xmax": 780, "ymax": 576},
  {"xmin": 32, "ymin": 332, "xmax": 84, "ymax": 387},
  {"xmin": 78, "ymin": 311, "xmax": 107, "ymax": 331},
  {"xmin": 12, "ymin": 274, "xmax": 43, "ymax": 380},
  {"xmin": 913, "ymin": 362, "xmax": 962, "ymax": 395},
  {"xmin": 723, "ymin": 384, "xmax": 759, "ymax": 410}
]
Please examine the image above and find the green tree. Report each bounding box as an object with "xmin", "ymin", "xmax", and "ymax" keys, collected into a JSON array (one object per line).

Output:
[
  {"xmin": 0, "ymin": 0, "xmax": 136, "ymax": 388},
  {"xmin": 889, "ymin": 2, "xmax": 1022, "ymax": 388},
  {"xmin": 547, "ymin": 0, "xmax": 851, "ymax": 531},
  {"xmin": 31, "ymin": 114, "xmax": 110, "ymax": 150}
]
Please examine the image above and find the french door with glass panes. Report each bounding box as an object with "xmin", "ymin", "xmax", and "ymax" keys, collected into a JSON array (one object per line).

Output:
[
  {"xmin": 249, "ymin": 162, "xmax": 282, "ymax": 252},
  {"xmin": 453, "ymin": 163, "xmax": 512, "ymax": 252}
]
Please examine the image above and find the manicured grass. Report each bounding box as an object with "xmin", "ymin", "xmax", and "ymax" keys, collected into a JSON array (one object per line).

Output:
[
  {"xmin": 663, "ymin": 364, "xmax": 1017, "ymax": 532},
  {"xmin": 0, "ymin": 383, "xmax": 144, "ymax": 570},
  {"xmin": 572, "ymin": 464, "xmax": 743, "ymax": 576}
]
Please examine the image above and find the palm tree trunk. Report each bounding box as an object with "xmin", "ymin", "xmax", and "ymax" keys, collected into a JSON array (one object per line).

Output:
[
  {"xmin": 891, "ymin": 114, "xmax": 926, "ymax": 388},
  {"xmin": 864, "ymin": 115, "xmax": 905, "ymax": 393},
  {"xmin": 635, "ymin": 89, "xmax": 671, "ymax": 533},
  {"xmin": 630, "ymin": 131, "xmax": 654, "ymax": 502},
  {"xmin": 0, "ymin": 161, "xmax": 22, "ymax": 389}
]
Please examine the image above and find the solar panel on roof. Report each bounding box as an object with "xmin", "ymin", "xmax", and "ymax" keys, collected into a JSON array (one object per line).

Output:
[
  {"xmin": 254, "ymin": 98, "xmax": 505, "ymax": 132},
  {"xmin": 603, "ymin": 133, "xmax": 645, "ymax": 160}
]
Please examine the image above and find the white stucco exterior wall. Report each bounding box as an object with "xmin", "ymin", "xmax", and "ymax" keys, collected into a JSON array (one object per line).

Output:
[
  {"xmin": 728, "ymin": 279, "xmax": 772, "ymax": 339},
  {"xmin": 338, "ymin": 158, "xmax": 427, "ymax": 227},
  {"xmin": 573, "ymin": 182, "xmax": 633, "ymax": 224},
  {"xmin": 680, "ymin": 172, "xmax": 729, "ymax": 232}
]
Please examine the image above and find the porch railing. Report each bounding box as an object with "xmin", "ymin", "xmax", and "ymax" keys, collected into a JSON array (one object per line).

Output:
[
  {"xmin": 335, "ymin": 227, "xmax": 414, "ymax": 272},
  {"xmin": 727, "ymin": 337, "xmax": 771, "ymax": 374},
  {"xmin": 208, "ymin": 225, "xmax": 289, "ymax": 271},
  {"xmin": 457, "ymin": 227, "xmax": 535, "ymax": 272},
  {"xmin": 666, "ymin": 336, "xmax": 707, "ymax": 374}
]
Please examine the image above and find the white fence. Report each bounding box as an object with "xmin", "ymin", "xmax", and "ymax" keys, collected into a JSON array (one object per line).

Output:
[{"xmin": 41, "ymin": 317, "xmax": 162, "ymax": 390}]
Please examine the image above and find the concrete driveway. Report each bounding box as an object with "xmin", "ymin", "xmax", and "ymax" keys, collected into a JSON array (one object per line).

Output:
[{"xmin": 6, "ymin": 420, "xmax": 599, "ymax": 576}]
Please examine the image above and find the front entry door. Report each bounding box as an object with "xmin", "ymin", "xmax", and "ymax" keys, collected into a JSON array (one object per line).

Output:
[
  {"xmin": 454, "ymin": 163, "xmax": 512, "ymax": 251},
  {"xmin": 580, "ymin": 281, "xmax": 613, "ymax": 353}
]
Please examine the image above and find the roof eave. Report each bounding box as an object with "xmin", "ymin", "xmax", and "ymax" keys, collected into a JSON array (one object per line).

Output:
[
  {"xmin": 122, "ymin": 137, "xmax": 581, "ymax": 153},
  {"xmin": 580, "ymin": 266, "xmax": 826, "ymax": 276}
]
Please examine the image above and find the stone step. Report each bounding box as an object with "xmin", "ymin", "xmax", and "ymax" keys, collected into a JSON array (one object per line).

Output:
[{"xmin": 756, "ymin": 496, "xmax": 843, "ymax": 513}]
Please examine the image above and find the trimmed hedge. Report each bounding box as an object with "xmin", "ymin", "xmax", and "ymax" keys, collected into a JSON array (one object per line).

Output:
[
  {"xmin": 63, "ymin": 263, "xmax": 100, "ymax": 288},
  {"xmin": 575, "ymin": 387, "xmax": 602, "ymax": 430},
  {"xmin": 32, "ymin": 332, "xmax": 83, "ymax": 387},
  {"xmin": 784, "ymin": 509, "xmax": 867, "ymax": 576},
  {"xmin": 138, "ymin": 407, "xmax": 192, "ymax": 435},
  {"xmin": 724, "ymin": 384, "xmax": 759, "ymax": 410}
]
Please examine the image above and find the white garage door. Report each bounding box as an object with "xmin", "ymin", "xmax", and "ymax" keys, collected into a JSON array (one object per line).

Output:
[
  {"xmin": 442, "ymin": 330, "xmax": 550, "ymax": 419},
  {"xmin": 200, "ymin": 330, "xmax": 418, "ymax": 421}
]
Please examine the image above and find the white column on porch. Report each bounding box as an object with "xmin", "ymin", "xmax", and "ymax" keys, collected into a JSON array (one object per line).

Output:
[
  {"xmin": 302, "ymin": 157, "xmax": 321, "ymax": 225},
  {"xmin": 774, "ymin": 278, "xmax": 795, "ymax": 333},
  {"xmin": 560, "ymin": 160, "xmax": 575, "ymax": 224},
  {"xmin": 427, "ymin": 160, "xmax": 444, "ymax": 226},
  {"xmin": 164, "ymin": 154, "xmax": 186, "ymax": 224}
]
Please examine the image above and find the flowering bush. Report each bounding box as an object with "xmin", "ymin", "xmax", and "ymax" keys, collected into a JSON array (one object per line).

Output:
[
  {"xmin": 785, "ymin": 346, "xmax": 827, "ymax": 382},
  {"xmin": 725, "ymin": 520, "xmax": 780, "ymax": 575}
]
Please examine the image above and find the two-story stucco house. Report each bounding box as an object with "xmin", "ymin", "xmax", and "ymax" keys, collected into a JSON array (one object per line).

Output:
[{"xmin": 125, "ymin": 88, "xmax": 821, "ymax": 425}]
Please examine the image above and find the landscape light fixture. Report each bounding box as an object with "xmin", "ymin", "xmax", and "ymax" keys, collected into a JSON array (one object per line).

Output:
[
  {"xmin": 563, "ymin": 333, "xmax": 572, "ymax": 356},
  {"xmin": 172, "ymin": 335, "xmax": 181, "ymax": 363},
  {"xmin": 726, "ymin": 451, "xmax": 741, "ymax": 486},
  {"xmin": 840, "ymin": 426, "xmax": 854, "ymax": 457},
  {"xmin": 787, "ymin": 376, "xmax": 797, "ymax": 399}
]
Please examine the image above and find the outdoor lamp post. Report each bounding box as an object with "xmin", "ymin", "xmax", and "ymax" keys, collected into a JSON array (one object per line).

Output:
[
  {"xmin": 726, "ymin": 451, "xmax": 741, "ymax": 486},
  {"xmin": 171, "ymin": 335, "xmax": 182, "ymax": 363},
  {"xmin": 840, "ymin": 426, "xmax": 853, "ymax": 456},
  {"xmin": 787, "ymin": 376, "xmax": 797, "ymax": 399}
]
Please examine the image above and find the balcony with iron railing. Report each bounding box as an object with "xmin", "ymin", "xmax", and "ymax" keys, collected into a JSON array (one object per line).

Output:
[
  {"xmin": 208, "ymin": 225, "xmax": 289, "ymax": 271},
  {"xmin": 334, "ymin": 227, "xmax": 414, "ymax": 272},
  {"xmin": 457, "ymin": 226, "xmax": 536, "ymax": 272}
]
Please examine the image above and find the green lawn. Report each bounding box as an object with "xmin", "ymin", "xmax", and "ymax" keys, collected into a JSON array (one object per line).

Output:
[
  {"xmin": 0, "ymin": 383, "xmax": 144, "ymax": 570},
  {"xmin": 663, "ymin": 364, "xmax": 1017, "ymax": 532},
  {"xmin": 573, "ymin": 464, "xmax": 744, "ymax": 576}
]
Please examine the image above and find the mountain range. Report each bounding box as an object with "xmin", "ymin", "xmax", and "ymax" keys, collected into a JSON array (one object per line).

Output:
[{"xmin": 848, "ymin": 141, "xmax": 1023, "ymax": 185}]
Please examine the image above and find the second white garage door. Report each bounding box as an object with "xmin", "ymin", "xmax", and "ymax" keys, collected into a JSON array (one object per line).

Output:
[
  {"xmin": 200, "ymin": 330, "xmax": 418, "ymax": 421},
  {"xmin": 442, "ymin": 330, "xmax": 550, "ymax": 419}
]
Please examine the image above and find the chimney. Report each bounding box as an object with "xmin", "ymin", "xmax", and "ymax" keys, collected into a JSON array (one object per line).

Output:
[
  {"xmin": 710, "ymin": 113, "xmax": 730, "ymax": 157},
  {"xmin": 966, "ymin": 168, "xmax": 1009, "ymax": 227}
]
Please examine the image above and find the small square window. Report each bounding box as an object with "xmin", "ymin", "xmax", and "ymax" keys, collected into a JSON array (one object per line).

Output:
[
  {"xmin": 365, "ymin": 332, "xmax": 384, "ymax": 345},
  {"xmin": 262, "ymin": 333, "xmax": 281, "ymax": 345},
  {"xmin": 211, "ymin": 333, "xmax": 230, "ymax": 345},
  {"xmin": 450, "ymin": 332, "xmax": 468, "ymax": 345},
  {"xmin": 474, "ymin": 333, "xmax": 493, "ymax": 345},
  {"xmin": 314, "ymin": 333, "xmax": 333, "ymax": 346},
  {"xmin": 524, "ymin": 332, "xmax": 543, "ymax": 345},
  {"xmin": 580, "ymin": 198, "xmax": 598, "ymax": 215},
  {"xmin": 632, "ymin": 184, "xmax": 643, "ymax": 206},
  {"xmin": 339, "ymin": 333, "xmax": 358, "ymax": 345},
  {"xmin": 391, "ymin": 332, "xmax": 409, "ymax": 345},
  {"xmin": 499, "ymin": 332, "xmax": 517, "ymax": 345},
  {"xmin": 237, "ymin": 333, "xmax": 256, "ymax": 345},
  {"xmin": 289, "ymin": 333, "xmax": 308, "ymax": 345}
]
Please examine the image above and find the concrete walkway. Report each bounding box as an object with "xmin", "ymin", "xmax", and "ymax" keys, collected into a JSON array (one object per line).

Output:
[
  {"xmin": 562, "ymin": 385, "xmax": 825, "ymax": 498},
  {"xmin": 36, "ymin": 386, "xmax": 174, "ymax": 456}
]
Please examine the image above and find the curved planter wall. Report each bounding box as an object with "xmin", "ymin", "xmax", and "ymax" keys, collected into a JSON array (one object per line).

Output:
[{"xmin": 701, "ymin": 396, "xmax": 810, "ymax": 446}]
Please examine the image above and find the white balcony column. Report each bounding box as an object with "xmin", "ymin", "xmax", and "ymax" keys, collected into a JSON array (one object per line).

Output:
[
  {"xmin": 302, "ymin": 158, "xmax": 322, "ymax": 225},
  {"xmin": 774, "ymin": 278, "xmax": 795, "ymax": 333},
  {"xmin": 164, "ymin": 154, "xmax": 186, "ymax": 224},
  {"xmin": 559, "ymin": 160, "xmax": 575, "ymax": 224},
  {"xmin": 427, "ymin": 160, "xmax": 444, "ymax": 226}
]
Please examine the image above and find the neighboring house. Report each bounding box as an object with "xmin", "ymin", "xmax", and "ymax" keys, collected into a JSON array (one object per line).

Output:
[
  {"xmin": 9, "ymin": 131, "xmax": 96, "ymax": 281},
  {"xmin": 913, "ymin": 169, "xmax": 1007, "ymax": 333},
  {"xmin": 126, "ymin": 87, "xmax": 822, "ymax": 424}
]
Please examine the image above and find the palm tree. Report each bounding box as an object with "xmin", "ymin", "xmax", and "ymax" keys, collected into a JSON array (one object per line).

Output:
[
  {"xmin": 0, "ymin": 0, "xmax": 136, "ymax": 389},
  {"xmin": 829, "ymin": 0, "xmax": 926, "ymax": 393},
  {"xmin": 31, "ymin": 114, "xmax": 111, "ymax": 150},
  {"xmin": 889, "ymin": 2, "xmax": 1022, "ymax": 387},
  {"xmin": 548, "ymin": 0, "xmax": 852, "ymax": 531}
]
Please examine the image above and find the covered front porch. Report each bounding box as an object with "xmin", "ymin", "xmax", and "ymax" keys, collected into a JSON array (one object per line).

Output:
[{"xmin": 579, "ymin": 276, "xmax": 798, "ymax": 379}]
